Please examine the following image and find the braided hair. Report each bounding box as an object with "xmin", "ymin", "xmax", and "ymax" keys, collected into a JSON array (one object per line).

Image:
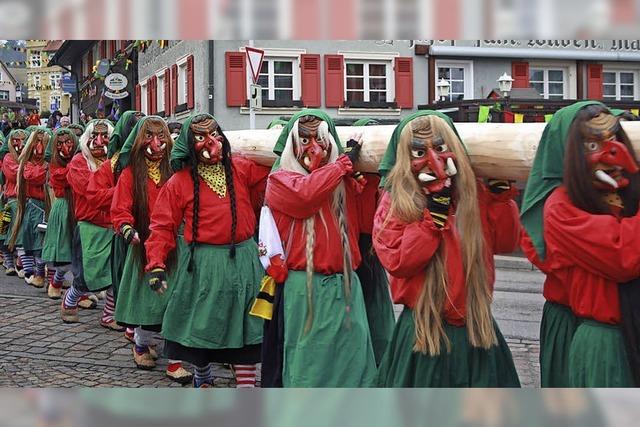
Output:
[{"xmin": 187, "ymin": 114, "xmax": 237, "ymax": 272}]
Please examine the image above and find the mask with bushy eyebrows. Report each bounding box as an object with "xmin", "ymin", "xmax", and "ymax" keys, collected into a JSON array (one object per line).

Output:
[
  {"xmin": 88, "ymin": 122, "xmax": 109, "ymax": 160},
  {"xmin": 294, "ymin": 115, "xmax": 331, "ymax": 172},
  {"xmin": 54, "ymin": 131, "xmax": 75, "ymax": 165},
  {"xmin": 191, "ymin": 116, "xmax": 223, "ymax": 165},
  {"xmin": 139, "ymin": 119, "xmax": 170, "ymax": 162}
]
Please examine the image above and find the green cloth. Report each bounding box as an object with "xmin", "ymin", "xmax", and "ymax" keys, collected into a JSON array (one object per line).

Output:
[
  {"xmin": 378, "ymin": 110, "xmax": 464, "ymax": 187},
  {"xmin": 108, "ymin": 110, "xmax": 143, "ymax": 158},
  {"xmin": 353, "ymin": 118, "xmax": 380, "ymax": 126},
  {"xmin": 170, "ymin": 113, "xmax": 215, "ymax": 171},
  {"xmin": 0, "ymin": 129, "xmax": 30, "ymax": 162},
  {"xmin": 267, "ymin": 119, "xmax": 288, "ymax": 129},
  {"xmin": 0, "ymin": 198, "xmax": 17, "ymax": 243},
  {"xmin": 67, "ymin": 123, "xmax": 85, "ymax": 137},
  {"xmin": 282, "ymin": 270, "xmax": 377, "ymax": 387},
  {"xmin": 520, "ymin": 101, "xmax": 605, "ymax": 260},
  {"xmin": 41, "ymin": 198, "xmax": 73, "ymax": 263},
  {"xmin": 377, "ymin": 307, "xmax": 521, "ymax": 387},
  {"xmin": 161, "ymin": 238, "xmax": 264, "ymax": 349},
  {"xmin": 568, "ymin": 319, "xmax": 633, "ymax": 387},
  {"xmin": 115, "ymin": 115, "xmax": 160, "ymax": 171},
  {"xmin": 18, "ymin": 198, "xmax": 45, "ymax": 253},
  {"xmin": 77, "ymin": 221, "xmax": 114, "ymax": 291},
  {"xmin": 478, "ymin": 105, "xmax": 491, "ymax": 123},
  {"xmin": 110, "ymin": 234, "xmax": 127, "ymax": 300},
  {"xmin": 539, "ymin": 301, "xmax": 579, "ymax": 387},
  {"xmin": 544, "ymin": 114, "xmax": 554, "ymax": 123},
  {"xmin": 44, "ymin": 128, "xmax": 79, "ymax": 162}
]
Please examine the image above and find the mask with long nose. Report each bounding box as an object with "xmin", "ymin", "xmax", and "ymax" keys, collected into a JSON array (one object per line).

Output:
[
  {"xmin": 31, "ymin": 131, "xmax": 47, "ymax": 163},
  {"xmin": 294, "ymin": 116, "xmax": 331, "ymax": 172},
  {"xmin": 191, "ymin": 117, "xmax": 223, "ymax": 165},
  {"xmin": 55, "ymin": 132, "xmax": 75, "ymax": 165},
  {"xmin": 409, "ymin": 120, "xmax": 457, "ymax": 194},
  {"xmin": 582, "ymin": 113, "xmax": 639, "ymax": 190},
  {"xmin": 88, "ymin": 123, "xmax": 109, "ymax": 160},
  {"xmin": 141, "ymin": 120, "xmax": 169, "ymax": 162},
  {"xmin": 10, "ymin": 132, "xmax": 26, "ymax": 156}
]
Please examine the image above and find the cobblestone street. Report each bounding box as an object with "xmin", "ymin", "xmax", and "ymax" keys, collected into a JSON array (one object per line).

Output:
[{"xmin": 1, "ymin": 267, "xmax": 540, "ymax": 387}]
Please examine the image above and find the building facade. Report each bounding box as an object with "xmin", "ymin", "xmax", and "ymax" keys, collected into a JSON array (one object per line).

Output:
[
  {"xmin": 25, "ymin": 40, "xmax": 68, "ymax": 114},
  {"xmin": 0, "ymin": 62, "xmax": 20, "ymax": 102}
]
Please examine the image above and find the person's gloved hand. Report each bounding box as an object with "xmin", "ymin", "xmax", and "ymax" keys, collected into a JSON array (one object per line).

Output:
[
  {"xmin": 426, "ymin": 186, "xmax": 452, "ymax": 229},
  {"xmin": 266, "ymin": 255, "xmax": 288, "ymax": 284},
  {"xmin": 121, "ymin": 224, "xmax": 140, "ymax": 245},
  {"xmin": 488, "ymin": 179, "xmax": 513, "ymax": 194},
  {"xmin": 344, "ymin": 132, "xmax": 363, "ymax": 165},
  {"xmin": 148, "ymin": 268, "xmax": 167, "ymax": 294}
]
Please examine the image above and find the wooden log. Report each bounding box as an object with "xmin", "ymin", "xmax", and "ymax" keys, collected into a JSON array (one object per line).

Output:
[{"xmin": 225, "ymin": 121, "xmax": 640, "ymax": 181}]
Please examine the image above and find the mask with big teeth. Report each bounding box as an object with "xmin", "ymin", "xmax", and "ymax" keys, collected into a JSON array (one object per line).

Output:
[
  {"xmin": 88, "ymin": 123, "xmax": 109, "ymax": 160},
  {"xmin": 409, "ymin": 118, "xmax": 457, "ymax": 194},
  {"xmin": 31, "ymin": 131, "xmax": 47, "ymax": 163},
  {"xmin": 294, "ymin": 115, "xmax": 331, "ymax": 172},
  {"xmin": 141, "ymin": 119, "xmax": 170, "ymax": 162},
  {"xmin": 54, "ymin": 132, "xmax": 75, "ymax": 165},
  {"xmin": 10, "ymin": 131, "xmax": 26, "ymax": 156},
  {"xmin": 191, "ymin": 117, "xmax": 223, "ymax": 165},
  {"xmin": 582, "ymin": 112, "xmax": 639, "ymax": 191}
]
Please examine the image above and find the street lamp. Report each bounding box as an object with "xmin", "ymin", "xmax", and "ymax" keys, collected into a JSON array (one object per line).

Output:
[
  {"xmin": 497, "ymin": 72, "xmax": 514, "ymax": 114},
  {"xmin": 436, "ymin": 78, "xmax": 451, "ymax": 103}
]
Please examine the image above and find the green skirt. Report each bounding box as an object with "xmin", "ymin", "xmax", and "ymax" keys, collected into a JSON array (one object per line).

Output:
[
  {"xmin": 377, "ymin": 307, "xmax": 521, "ymax": 387},
  {"xmin": 0, "ymin": 198, "xmax": 17, "ymax": 244},
  {"xmin": 568, "ymin": 319, "xmax": 633, "ymax": 387},
  {"xmin": 42, "ymin": 198, "xmax": 73, "ymax": 263},
  {"xmin": 282, "ymin": 270, "xmax": 377, "ymax": 387},
  {"xmin": 539, "ymin": 301, "xmax": 578, "ymax": 388},
  {"xmin": 18, "ymin": 198, "xmax": 45, "ymax": 252},
  {"xmin": 110, "ymin": 234, "xmax": 127, "ymax": 298},
  {"xmin": 161, "ymin": 238, "xmax": 264, "ymax": 350},
  {"xmin": 78, "ymin": 221, "xmax": 114, "ymax": 291},
  {"xmin": 357, "ymin": 234, "xmax": 395, "ymax": 365}
]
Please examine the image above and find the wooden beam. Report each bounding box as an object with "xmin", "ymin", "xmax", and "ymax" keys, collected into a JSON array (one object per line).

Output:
[{"xmin": 226, "ymin": 121, "xmax": 640, "ymax": 181}]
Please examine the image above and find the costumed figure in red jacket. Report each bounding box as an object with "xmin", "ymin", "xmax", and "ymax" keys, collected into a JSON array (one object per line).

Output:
[
  {"xmin": 0, "ymin": 129, "xmax": 29, "ymax": 276},
  {"xmin": 373, "ymin": 111, "xmax": 521, "ymax": 387},
  {"xmin": 60, "ymin": 119, "xmax": 121, "ymax": 330},
  {"xmin": 521, "ymin": 102, "xmax": 640, "ymax": 387},
  {"xmin": 145, "ymin": 113, "xmax": 269, "ymax": 388},
  {"xmin": 263, "ymin": 109, "xmax": 377, "ymax": 387},
  {"xmin": 8, "ymin": 128, "xmax": 51, "ymax": 289}
]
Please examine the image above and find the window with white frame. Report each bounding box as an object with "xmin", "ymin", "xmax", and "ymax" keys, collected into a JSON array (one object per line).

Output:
[
  {"xmin": 436, "ymin": 60, "xmax": 473, "ymax": 101},
  {"xmin": 49, "ymin": 73, "xmax": 61, "ymax": 90},
  {"xmin": 256, "ymin": 58, "xmax": 298, "ymax": 103},
  {"xmin": 530, "ymin": 67, "xmax": 567, "ymax": 99},
  {"xmin": 0, "ymin": 90, "xmax": 9, "ymax": 101},
  {"xmin": 177, "ymin": 61, "xmax": 188, "ymax": 105},
  {"xmin": 346, "ymin": 61, "xmax": 392, "ymax": 103},
  {"xmin": 0, "ymin": 70, "xmax": 3, "ymax": 81},
  {"xmin": 35, "ymin": 96, "xmax": 40, "ymax": 110},
  {"xmin": 141, "ymin": 81, "xmax": 149, "ymax": 114},
  {"xmin": 157, "ymin": 71, "xmax": 166, "ymax": 113},
  {"xmin": 50, "ymin": 93, "xmax": 61, "ymax": 112},
  {"xmin": 32, "ymin": 74, "xmax": 41, "ymax": 89},
  {"xmin": 603, "ymin": 70, "xmax": 637, "ymax": 101},
  {"xmin": 30, "ymin": 50, "xmax": 41, "ymax": 68}
]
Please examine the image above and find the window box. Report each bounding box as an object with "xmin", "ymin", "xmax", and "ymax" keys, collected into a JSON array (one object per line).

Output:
[
  {"xmin": 245, "ymin": 99, "xmax": 303, "ymax": 108},
  {"xmin": 174, "ymin": 103, "xmax": 189, "ymax": 114},
  {"xmin": 343, "ymin": 100, "xmax": 398, "ymax": 109}
]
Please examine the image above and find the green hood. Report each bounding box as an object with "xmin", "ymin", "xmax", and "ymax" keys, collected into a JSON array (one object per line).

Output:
[
  {"xmin": 108, "ymin": 110, "xmax": 143, "ymax": 158},
  {"xmin": 0, "ymin": 128, "xmax": 31, "ymax": 162},
  {"xmin": 520, "ymin": 100, "xmax": 607, "ymax": 260},
  {"xmin": 378, "ymin": 110, "xmax": 464, "ymax": 187},
  {"xmin": 353, "ymin": 118, "xmax": 380, "ymax": 126},
  {"xmin": 45, "ymin": 128, "xmax": 79, "ymax": 163},
  {"xmin": 170, "ymin": 113, "xmax": 219, "ymax": 171},
  {"xmin": 116, "ymin": 116, "xmax": 163, "ymax": 170},
  {"xmin": 267, "ymin": 119, "xmax": 288, "ymax": 129}
]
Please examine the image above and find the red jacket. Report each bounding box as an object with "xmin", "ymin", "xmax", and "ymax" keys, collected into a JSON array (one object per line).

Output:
[
  {"xmin": 543, "ymin": 186, "xmax": 640, "ymax": 324},
  {"xmin": 86, "ymin": 158, "xmax": 116, "ymax": 218},
  {"xmin": 23, "ymin": 161, "xmax": 47, "ymax": 200},
  {"xmin": 373, "ymin": 181, "xmax": 520, "ymax": 326},
  {"xmin": 48, "ymin": 163, "xmax": 70, "ymax": 198},
  {"xmin": 357, "ymin": 173, "xmax": 380, "ymax": 235},
  {"xmin": 1, "ymin": 155, "xmax": 19, "ymax": 199},
  {"xmin": 68, "ymin": 153, "xmax": 111, "ymax": 227},
  {"xmin": 110, "ymin": 166, "xmax": 163, "ymax": 232},
  {"xmin": 265, "ymin": 156, "xmax": 364, "ymax": 274},
  {"xmin": 145, "ymin": 156, "xmax": 270, "ymax": 271}
]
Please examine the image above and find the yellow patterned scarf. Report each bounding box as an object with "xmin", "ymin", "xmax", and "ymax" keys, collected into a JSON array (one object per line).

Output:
[
  {"xmin": 145, "ymin": 158, "xmax": 161, "ymax": 185},
  {"xmin": 197, "ymin": 163, "xmax": 226, "ymax": 198},
  {"xmin": 110, "ymin": 151, "xmax": 121, "ymax": 172}
]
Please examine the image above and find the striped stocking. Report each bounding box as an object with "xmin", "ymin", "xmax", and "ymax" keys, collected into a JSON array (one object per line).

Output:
[{"xmin": 233, "ymin": 364, "xmax": 257, "ymax": 388}]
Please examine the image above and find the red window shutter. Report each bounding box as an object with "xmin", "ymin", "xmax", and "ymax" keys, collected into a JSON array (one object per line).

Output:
[
  {"xmin": 324, "ymin": 54, "xmax": 344, "ymax": 107},
  {"xmin": 146, "ymin": 81, "xmax": 152, "ymax": 115},
  {"xmin": 135, "ymin": 84, "xmax": 141, "ymax": 111},
  {"xmin": 152, "ymin": 76, "xmax": 158, "ymax": 114},
  {"xmin": 187, "ymin": 55, "xmax": 195, "ymax": 109},
  {"xmin": 108, "ymin": 40, "xmax": 116, "ymax": 58},
  {"xmin": 225, "ymin": 51, "xmax": 247, "ymax": 107},
  {"xmin": 301, "ymin": 54, "xmax": 321, "ymax": 107},
  {"xmin": 99, "ymin": 41, "xmax": 106, "ymax": 59},
  {"xmin": 512, "ymin": 61, "xmax": 529, "ymax": 89},
  {"xmin": 394, "ymin": 57, "xmax": 414, "ymax": 109},
  {"xmin": 88, "ymin": 50, "xmax": 94, "ymax": 74},
  {"xmin": 164, "ymin": 68, "xmax": 171, "ymax": 115},
  {"xmin": 171, "ymin": 64, "xmax": 178, "ymax": 109},
  {"xmin": 587, "ymin": 63, "xmax": 603, "ymax": 99}
]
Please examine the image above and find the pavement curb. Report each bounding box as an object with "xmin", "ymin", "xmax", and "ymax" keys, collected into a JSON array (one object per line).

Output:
[{"xmin": 494, "ymin": 255, "xmax": 535, "ymax": 271}]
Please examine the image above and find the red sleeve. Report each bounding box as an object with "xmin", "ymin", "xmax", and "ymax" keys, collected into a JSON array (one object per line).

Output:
[
  {"xmin": 545, "ymin": 190, "xmax": 640, "ymax": 283},
  {"xmin": 478, "ymin": 181, "xmax": 521, "ymax": 254},
  {"xmin": 145, "ymin": 176, "xmax": 186, "ymax": 271},
  {"xmin": 243, "ymin": 158, "xmax": 271, "ymax": 213},
  {"xmin": 266, "ymin": 156, "xmax": 352, "ymax": 219},
  {"xmin": 23, "ymin": 162, "xmax": 48, "ymax": 186},
  {"xmin": 110, "ymin": 167, "xmax": 134, "ymax": 231},
  {"xmin": 68, "ymin": 156, "xmax": 91, "ymax": 196},
  {"xmin": 49, "ymin": 165, "xmax": 69, "ymax": 188},
  {"xmin": 372, "ymin": 192, "xmax": 443, "ymax": 278},
  {"xmin": 2, "ymin": 157, "xmax": 19, "ymax": 181},
  {"xmin": 86, "ymin": 160, "xmax": 115, "ymax": 210}
]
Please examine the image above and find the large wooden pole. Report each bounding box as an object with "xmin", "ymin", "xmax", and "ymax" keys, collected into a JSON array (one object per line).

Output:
[{"xmin": 225, "ymin": 122, "xmax": 640, "ymax": 181}]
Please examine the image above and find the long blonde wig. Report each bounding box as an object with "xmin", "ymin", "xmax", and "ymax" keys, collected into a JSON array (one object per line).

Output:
[
  {"xmin": 278, "ymin": 118, "xmax": 353, "ymax": 332},
  {"xmin": 382, "ymin": 115, "xmax": 496, "ymax": 356}
]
